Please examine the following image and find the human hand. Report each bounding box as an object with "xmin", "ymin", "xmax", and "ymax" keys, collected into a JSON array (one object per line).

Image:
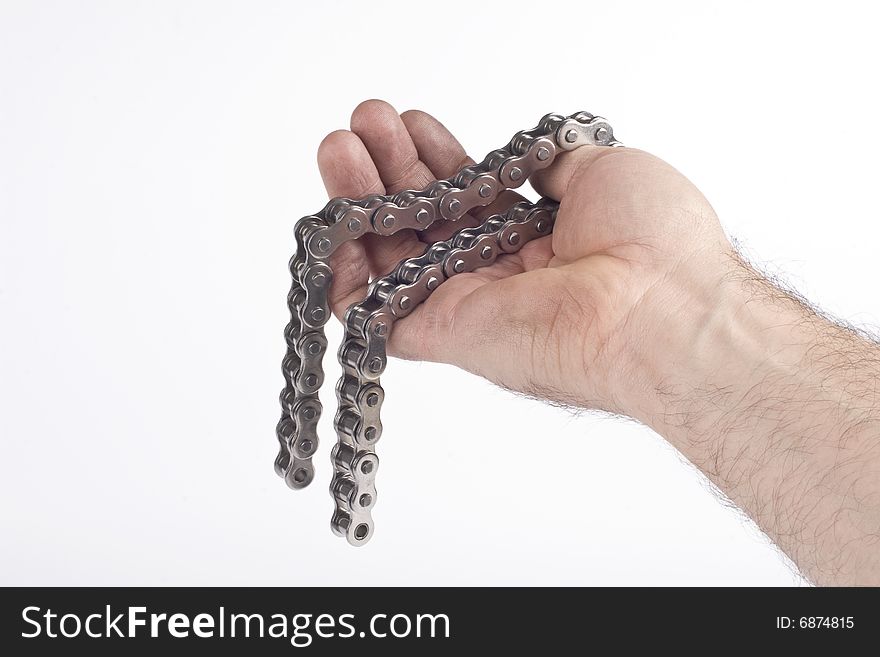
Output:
[
  {"xmin": 317, "ymin": 100, "xmax": 732, "ymax": 417},
  {"xmin": 317, "ymin": 101, "xmax": 880, "ymax": 585}
]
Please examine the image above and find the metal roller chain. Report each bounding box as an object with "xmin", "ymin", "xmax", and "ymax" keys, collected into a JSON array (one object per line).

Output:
[{"xmin": 277, "ymin": 112, "xmax": 623, "ymax": 544}]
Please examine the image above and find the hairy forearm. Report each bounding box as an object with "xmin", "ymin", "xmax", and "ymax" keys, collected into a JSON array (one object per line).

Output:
[{"xmin": 628, "ymin": 255, "xmax": 880, "ymax": 585}]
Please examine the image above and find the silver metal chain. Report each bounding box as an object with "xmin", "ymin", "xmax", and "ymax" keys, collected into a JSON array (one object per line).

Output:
[{"xmin": 277, "ymin": 111, "xmax": 622, "ymax": 545}]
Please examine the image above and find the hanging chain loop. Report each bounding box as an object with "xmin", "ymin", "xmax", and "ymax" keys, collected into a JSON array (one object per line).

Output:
[{"xmin": 277, "ymin": 112, "xmax": 622, "ymax": 544}]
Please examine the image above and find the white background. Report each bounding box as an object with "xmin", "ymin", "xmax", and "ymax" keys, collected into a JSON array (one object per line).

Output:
[{"xmin": 2, "ymin": 1, "xmax": 879, "ymax": 586}]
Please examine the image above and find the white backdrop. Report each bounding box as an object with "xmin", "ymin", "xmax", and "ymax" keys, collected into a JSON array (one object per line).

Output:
[{"xmin": 2, "ymin": 1, "xmax": 879, "ymax": 586}]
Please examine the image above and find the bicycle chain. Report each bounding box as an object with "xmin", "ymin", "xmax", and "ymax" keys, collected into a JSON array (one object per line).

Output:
[{"xmin": 277, "ymin": 111, "xmax": 622, "ymax": 545}]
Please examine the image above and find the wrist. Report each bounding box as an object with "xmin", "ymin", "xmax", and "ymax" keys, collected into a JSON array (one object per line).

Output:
[
  {"xmin": 614, "ymin": 251, "xmax": 880, "ymax": 584},
  {"xmin": 613, "ymin": 251, "xmax": 805, "ymax": 441}
]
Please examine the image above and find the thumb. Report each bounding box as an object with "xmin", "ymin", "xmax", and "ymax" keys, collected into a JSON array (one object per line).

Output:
[{"xmin": 531, "ymin": 144, "xmax": 618, "ymax": 200}]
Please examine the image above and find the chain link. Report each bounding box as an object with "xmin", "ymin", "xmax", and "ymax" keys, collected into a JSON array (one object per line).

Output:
[{"xmin": 277, "ymin": 112, "xmax": 622, "ymax": 544}]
